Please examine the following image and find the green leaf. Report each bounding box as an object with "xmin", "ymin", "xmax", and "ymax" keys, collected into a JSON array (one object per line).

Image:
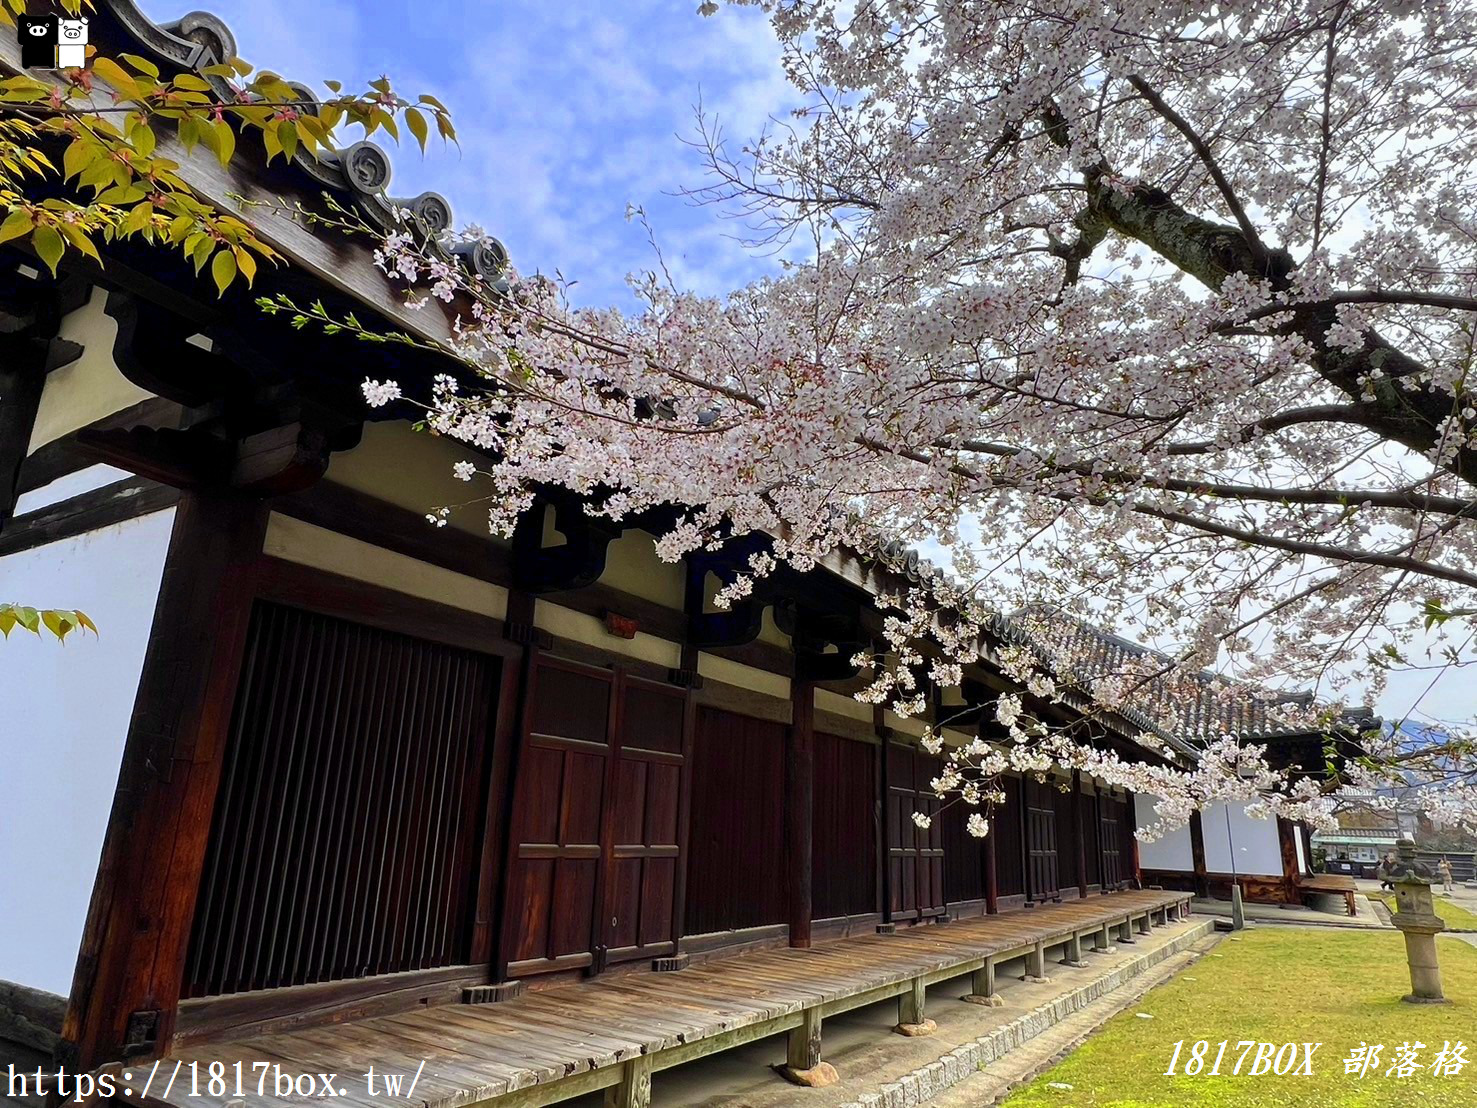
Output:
[
  {"xmin": 75, "ymin": 610, "xmax": 98, "ymax": 635},
  {"xmin": 32, "ymin": 224, "xmax": 64, "ymax": 274},
  {"xmin": 0, "ymin": 206, "xmax": 33, "ymax": 245},
  {"xmin": 91, "ymin": 57, "xmax": 139, "ymax": 97},
  {"xmin": 58, "ymin": 223, "xmax": 101, "ymax": 264},
  {"xmin": 41, "ymin": 609, "xmax": 68, "ymax": 641},
  {"xmin": 173, "ymin": 74, "xmax": 212, "ymax": 92},
  {"xmin": 62, "ymin": 138, "xmax": 90, "ymax": 181},
  {"xmin": 211, "ymin": 247, "xmax": 237, "ymax": 295},
  {"xmin": 371, "ymin": 107, "xmax": 399, "ymax": 142},
  {"xmin": 131, "ymin": 122, "xmax": 157, "ymax": 158},
  {"xmin": 211, "ymin": 118, "xmax": 236, "ymax": 167},
  {"xmin": 404, "ymin": 106, "xmax": 428, "ymax": 153},
  {"xmin": 95, "ymin": 184, "xmax": 147, "ymax": 206},
  {"xmin": 178, "ymin": 115, "xmax": 202, "ymax": 154},
  {"xmin": 324, "ymin": 79, "xmax": 343, "ymax": 93},
  {"xmin": 233, "ymin": 245, "xmax": 257, "ymax": 287},
  {"xmin": 119, "ymin": 53, "xmax": 161, "ymax": 78},
  {"xmin": 277, "ymin": 120, "xmax": 298, "ymax": 161}
]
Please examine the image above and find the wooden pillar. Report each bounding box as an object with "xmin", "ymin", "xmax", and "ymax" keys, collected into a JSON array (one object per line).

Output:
[
  {"xmin": 487, "ymin": 587, "xmax": 540, "ymax": 987},
  {"xmin": 1072, "ymin": 770, "xmax": 1088, "ymax": 899},
  {"xmin": 876, "ymin": 708, "xmax": 893, "ymax": 929},
  {"xmin": 1126, "ymin": 789, "xmax": 1143, "ymax": 887},
  {"xmin": 964, "ymin": 955, "xmax": 1001, "ymax": 1005},
  {"xmin": 1189, "ymin": 809, "xmax": 1210, "ymax": 898},
  {"xmin": 1018, "ymin": 777, "xmax": 1033, "ymax": 905},
  {"xmin": 604, "ymin": 1055, "xmax": 653, "ymax": 1108},
  {"xmin": 983, "ymin": 812, "xmax": 999, "ymax": 915},
  {"xmin": 787, "ymin": 1006, "xmax": 823, "ymax": 1071},
  {"xmin": 1025, "ymin": 939, "xmax": 1049, "ymax": 981},
  {"xmin": 61, "ymin": 494, "xmax": 268, "ymax": 1068},
  {"xmin": 1093, "ymin": 922, "xmax": 1115, "ymax": 953},
  {"xmin": 1276, "ymin": 817, "xmax": 1301, "ymax": 903},
  {"xmin": 897, "ymin": 975, "xmax": 930, "ymax": 1030},
  {"xmin": 787, "ymin": 678, "xmax": 815, "ymax": 948},
  {"xmin": 1060, "ymin": 930, "xmax": 1086, "ymax": 967}
]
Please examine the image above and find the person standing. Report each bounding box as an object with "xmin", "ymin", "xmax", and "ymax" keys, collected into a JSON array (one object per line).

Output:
[
  {"xmin": 1438, "ymin": 856, "xmax": 1454, "ymax": 894},
  {"xmin": 1378, "ymin": 850, "xmax": 1398, "ymax": 891}
]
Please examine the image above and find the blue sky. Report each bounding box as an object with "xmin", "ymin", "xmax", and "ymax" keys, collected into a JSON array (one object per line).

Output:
[{"xmin": 140, "ymin": 0, "xmax": 795, "ymax": 307}]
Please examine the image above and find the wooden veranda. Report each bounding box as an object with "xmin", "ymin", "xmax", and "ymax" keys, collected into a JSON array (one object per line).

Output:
[{"xmin": 135, "ymin": 889, "xmax": 1192, "ymax": 1108}]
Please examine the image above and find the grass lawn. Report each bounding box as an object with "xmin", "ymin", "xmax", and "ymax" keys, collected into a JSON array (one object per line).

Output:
[
  {"xmin": 1003, "ymin": 928, "xmax": 1477, "ymax": 1107},
  {"xmin": 1369, "ymin": 891, "xmax": 1477, "ymax": 931}
]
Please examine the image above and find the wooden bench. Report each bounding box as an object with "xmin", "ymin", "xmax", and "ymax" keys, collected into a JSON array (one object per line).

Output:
[
  {"xmin": 146, "ymin": 890, "xmax": 1194, "ymax": 1108},
  {"xmin": 1298, "ymin": 873, "xmax": 1358, "ymax": 917}
]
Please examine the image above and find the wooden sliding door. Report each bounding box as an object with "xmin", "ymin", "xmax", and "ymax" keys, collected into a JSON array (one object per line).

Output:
[
  {"xmin": 602, "ymin": 676, "xmax": 688, "ymax": 966},
  {"xmin": 1024, "ymin": 777, "xmax": 1061, "ymax": 902},
  {"xmin": 501, "ymin": 657, "xmax": 691, "ymax": 978},
  {"xmin": 886, "ymin": 741, "xmax": 945, "ymax": 922}
]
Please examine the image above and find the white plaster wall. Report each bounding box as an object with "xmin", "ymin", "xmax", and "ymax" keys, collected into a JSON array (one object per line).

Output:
[
  {"xmin": 12, "ymin": 464, "xmax": 131, "ymax": 517},
  {"xmin": 600, "ymin": 529, "xmax": 684, "ymax": 609},
  {"xmin": 0, "ymin": 508, "xmax": 175, "ymax": 996},
  {"xmin": 27, "ymin": 287, "xmax": 151, "ymax": 454},
  {"xmin": 1134, "ymin": 794, "xmax": 1194, "ymax": 870},
  {"xmin": 1202, "ymin": 801, "xmax": 1284, "ymax": 876},
  {"xmin": 324, "ymin": 422, "xmax": 500, "ymax": 539}
]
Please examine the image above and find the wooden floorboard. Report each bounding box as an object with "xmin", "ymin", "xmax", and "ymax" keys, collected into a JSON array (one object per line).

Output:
[{"xmin": 139, "ymin": 889, "xmax": 1190, "ymax": 1108}]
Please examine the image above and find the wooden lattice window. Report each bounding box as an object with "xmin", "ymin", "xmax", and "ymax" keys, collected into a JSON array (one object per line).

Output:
[{"xmin": 184, "ymin": 602, "xmax": 497, "ymax": 997}]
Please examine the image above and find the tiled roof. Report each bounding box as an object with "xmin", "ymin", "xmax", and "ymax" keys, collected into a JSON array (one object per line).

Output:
[
  {"xmin": 993, "ymin": 608, "xmax": 1375, "ymax": 749},
  {"xmin": 94, "ymin": 1, "xmax": 510, "ymax": 286}
]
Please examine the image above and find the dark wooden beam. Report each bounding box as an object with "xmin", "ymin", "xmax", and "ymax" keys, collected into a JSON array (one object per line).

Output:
[
  {"xmin": 1126, "ymin": 790, "xmax": 1143, "ymax": 887},
  {"xmin": 787, "ymin": 678, "xmax": 815, "ymax": 948},
  {"xmin": 983, "ymin": 786, "xmax": 999, "ymax": 915},
  {"xmin": 683, "ymin": 533, "xmax": 770, "ymax": 648},
  {"xmin": 1189, "ymin": 809, "xmax": 1209, "ymax": 898},
  {"xmin": 0, "ymin": 264, "xmax": 88, "ymax": 528},
  {"xmin": 0, "ymin": 476, "xmax": 179, "ymax": 558},
  {"xmin": 0, "ymin": 334, "xmax": 50, "ymax": 527},
  {"xmin": 511, "ymin": 494, "xmax": 623, "ymax": 593},
  {"xmin": 875, "ymin": 707, "xmax": 893, "ymax": 927},
  {"xmin": 60, "ymin": 494, "xmax": 268, "ymax": 1068},
  {"xmin": 1276, "ymin": 817, "xmax": 1301, "ymax": 903},
  {"xmin": 1072, "ymin": 769, "xmax": 1088, "ymax": 900}
]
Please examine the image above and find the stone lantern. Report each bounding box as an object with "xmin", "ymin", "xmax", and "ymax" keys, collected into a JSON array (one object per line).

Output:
[{"xmin": 1387, "ymin": 838, "xmax": 1446, "ymax": 1004}]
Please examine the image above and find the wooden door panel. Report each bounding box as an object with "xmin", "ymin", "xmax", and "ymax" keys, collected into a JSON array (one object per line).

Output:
[
  {"xmin": 503, "ymin": 658, "xmax": 613, "ymax": 976},
  {"xmin": 1025, "ymin": 779, "xmax": 1060, "ymax": 901},
  {"xmin": 603, "ymin": 678, "xmax": 688, "ymax": 964},
  {"xmin": 684, "ymin": 708, "xmax": 787, "ymax": 934},
  {"xmin": 644, "ymin": 761, "xmax": 682, "ymax": 843},
  {"xmin": 887, "ymin": 742, "xmax": 947, "ymax": 921},
  {"xmin": 507, "ymin": 858, "xmax": 553, "ymax": 963},
  {"xmin": 611, "ymin": 758, "xmax": 649, "ymax": 844},
  {"xmin": 639, "ymin": 857, "xmax": 677, "ymax": 945},
  {"xmin": 550, "ymin": 857, "xmax": 598, "ymax": 958}
]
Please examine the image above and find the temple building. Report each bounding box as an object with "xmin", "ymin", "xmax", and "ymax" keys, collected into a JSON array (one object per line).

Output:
[{"xmin": 0, "ymin": 5, "xmax": 1347, "ymax": 1105}]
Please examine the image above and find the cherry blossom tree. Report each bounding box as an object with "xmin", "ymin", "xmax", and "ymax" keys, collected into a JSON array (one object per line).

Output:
[{"xmin": 335, "ymin": 0, "xmax": 1477, "ymax": 837}]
